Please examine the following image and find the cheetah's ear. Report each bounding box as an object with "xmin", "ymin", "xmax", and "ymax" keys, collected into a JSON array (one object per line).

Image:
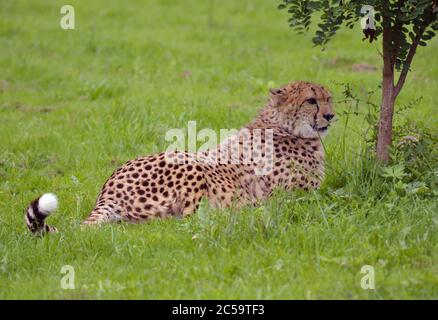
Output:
[{"xmin": 269, "ymin": 88, "xmax": 287, "ymax": 107}]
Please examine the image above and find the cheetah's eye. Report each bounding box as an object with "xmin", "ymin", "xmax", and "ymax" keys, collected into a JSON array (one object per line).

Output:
[{"xmin": 306, "ymin": 98, "xmax": 317, "ymax": 105}]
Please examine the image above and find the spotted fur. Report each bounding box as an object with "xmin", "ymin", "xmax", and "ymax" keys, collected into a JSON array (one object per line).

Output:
[{"xmin": 26, "ymin": 81, "xmax": 334, "ymax": 234}]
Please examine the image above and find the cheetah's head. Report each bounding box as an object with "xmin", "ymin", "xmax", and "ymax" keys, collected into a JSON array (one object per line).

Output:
[{"xmin": 269, "ymin": 81, "xmax": 334, "ymax": 139}]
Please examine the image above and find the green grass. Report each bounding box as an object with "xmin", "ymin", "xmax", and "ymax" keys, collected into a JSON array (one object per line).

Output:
[{"xmin": 1, "ymin": 0, "xmax": 437, "ymax": 299}]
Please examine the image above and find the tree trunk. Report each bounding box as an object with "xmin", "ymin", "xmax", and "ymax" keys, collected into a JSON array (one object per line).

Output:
[{"xmin": 376, "ymin": 27, "xmax": 396, "ymax": 164}]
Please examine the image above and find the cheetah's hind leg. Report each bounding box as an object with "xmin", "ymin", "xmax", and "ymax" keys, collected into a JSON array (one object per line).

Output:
[{"xmin": 82, "ymin": 203, "xmax": 125, "ymax": 226}]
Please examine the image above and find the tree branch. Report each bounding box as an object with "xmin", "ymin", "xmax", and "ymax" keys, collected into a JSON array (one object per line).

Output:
[
  {"xmin": 393, "ymin": 29, "xmax": 423, "ymax": 98},
  {"xmin": 393, "ymin": 1, "xmax": 437, "ymax": 97}
]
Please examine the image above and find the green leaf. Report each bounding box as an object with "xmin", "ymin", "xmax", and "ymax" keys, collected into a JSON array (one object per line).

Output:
[
  {"xmin": 405, "ymin": 181, "xmax": 429, "ymax": 196},
  {"xmin": 381, "ymin": 164, "xmax": 408, "ymax": 181}
]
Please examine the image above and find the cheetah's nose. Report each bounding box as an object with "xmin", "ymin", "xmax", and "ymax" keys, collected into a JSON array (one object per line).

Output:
[{"xmin": 323, "ymin": 113, "xmax": 335, "ymax": 121}]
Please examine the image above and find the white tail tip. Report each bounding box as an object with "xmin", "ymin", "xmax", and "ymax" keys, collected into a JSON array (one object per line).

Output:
[{"xmin": 38, "ymin": 193, "xmax": 58, "ymax": 216}]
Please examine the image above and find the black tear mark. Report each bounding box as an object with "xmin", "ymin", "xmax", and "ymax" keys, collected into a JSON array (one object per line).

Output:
[{"xmin": 310, "ymin": 87, "xmax": 320, "ymax": 122}]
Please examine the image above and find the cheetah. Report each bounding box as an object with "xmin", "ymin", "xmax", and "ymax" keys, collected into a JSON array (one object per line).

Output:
[{"xmin": 25, "ymin": 81, "xmax": 334, "ymax": 234}]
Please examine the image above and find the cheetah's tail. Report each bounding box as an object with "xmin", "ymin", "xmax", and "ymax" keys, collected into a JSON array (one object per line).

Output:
[{"xmin": 25, "ymin": 193, "xmax": 58, "ymax": 235}]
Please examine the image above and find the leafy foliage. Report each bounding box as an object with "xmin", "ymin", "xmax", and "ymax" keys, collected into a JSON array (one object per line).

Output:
[
  {"xmin": 278, "ymin": 0, "xmax": 438, "ymax": 71},
  {"xmin": 337, "ymin": 82, "xmax": 438, "ymax": 197}
]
